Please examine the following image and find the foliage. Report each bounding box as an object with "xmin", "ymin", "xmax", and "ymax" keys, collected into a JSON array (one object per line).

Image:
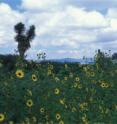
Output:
[
  {"xmin": 94, "ymin": 49, "xmax": 112, "ymax": 71},
  {"xmin": 14, "ymin": 22, "xmax": 35, "ymax": 59},
  {"xmin": 0, "ymin": 54, "xmax": 19, "ymax": 71},
  {"xmin": 112, "ymin": 53, "xmax": 117, "ymax": 60},
  {"xmin": 37, "ymin": 52, "xmax": 46, "ymax": 62},
  {"xmin": 0, "ymin": 53, "xmax": 117, "ymax": 124}
]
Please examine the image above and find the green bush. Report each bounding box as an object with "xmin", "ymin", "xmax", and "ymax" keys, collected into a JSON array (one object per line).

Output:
[{"xmin": 0, "ymin": 53, "xmax": 117, "ymax": 124}]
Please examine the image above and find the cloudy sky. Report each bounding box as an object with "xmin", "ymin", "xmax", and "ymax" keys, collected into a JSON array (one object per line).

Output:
[{"xmin": 0, "ymin": 0, "xmax": 117, "ymax": 59}]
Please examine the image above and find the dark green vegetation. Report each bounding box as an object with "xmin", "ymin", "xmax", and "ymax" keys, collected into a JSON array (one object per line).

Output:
[
  {"xmin": 14, "ymin": 22, "xmax": 35, "ymax": 59},
  {"xmin": 0, "ymin": 22, "xmax": 117, "ymax": 123},
  {"xmin": 0, "ymin": 51, "xmax": 117, "ymax": 124}
]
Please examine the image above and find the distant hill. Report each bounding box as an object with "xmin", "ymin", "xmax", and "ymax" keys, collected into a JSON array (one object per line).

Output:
[{"xmin": 46, "ymin": 58, "xmax": 94, "ymax": 64}]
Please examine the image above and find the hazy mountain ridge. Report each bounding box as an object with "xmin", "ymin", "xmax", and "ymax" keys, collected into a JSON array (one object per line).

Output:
[{"xmin": 47, "ymin": 58, "xmax": 94, "ymax": 64}]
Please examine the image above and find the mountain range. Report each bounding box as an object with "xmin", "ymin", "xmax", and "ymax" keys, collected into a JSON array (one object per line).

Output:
[{"xmin": 47, "ymin": 58, "xmax": 94, "ymax": 64}]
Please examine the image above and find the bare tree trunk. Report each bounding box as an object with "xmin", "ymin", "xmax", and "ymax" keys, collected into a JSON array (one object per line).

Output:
[{"xmin": 18, "ymin": 46, "xmax": 25, "ymax": 60}]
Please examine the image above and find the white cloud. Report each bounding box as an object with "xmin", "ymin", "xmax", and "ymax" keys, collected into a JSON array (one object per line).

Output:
[
  {"xmin": 107, "ymin": 8, "xmax": 117, "ymax": 18},
  {"xmin": 21, "ymin": 0, "xmax": 61, "ymax": 11},
  {"xmin": 0, "ymin": 1, "xmax": 117, "ymax": 58},
  {"xmin": 66, "ymin": 6, "xmax": 109, "ymax": 28},
  {"xmin": 0, "ymin": 3, "xmax": 24, "ymax": 52}
]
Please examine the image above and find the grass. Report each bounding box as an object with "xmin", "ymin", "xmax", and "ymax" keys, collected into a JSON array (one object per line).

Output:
[{"xmin": 0, "ymin": 58, "xmax": 117, "ymax": 124}]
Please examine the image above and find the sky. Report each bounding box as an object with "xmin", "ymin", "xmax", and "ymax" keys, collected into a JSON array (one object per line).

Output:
[{"xmin": 0, "ymin": 0, "xmax": 117, "ymax": 59}]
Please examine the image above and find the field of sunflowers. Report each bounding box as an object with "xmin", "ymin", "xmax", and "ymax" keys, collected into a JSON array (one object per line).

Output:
[{"xmin": 0, "ymin": 55, "xmax": 117, "ymax": 124}]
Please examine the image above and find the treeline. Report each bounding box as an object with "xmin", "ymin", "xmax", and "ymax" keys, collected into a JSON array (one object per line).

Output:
[{"xmin": 0, "ymin": 50, "xmax": 117, "ymax": 72}]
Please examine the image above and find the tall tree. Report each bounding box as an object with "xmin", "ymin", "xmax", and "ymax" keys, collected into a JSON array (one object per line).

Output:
[{"xmin": 14, "ymin": 22, "xmax": 35, "ymax": 59}]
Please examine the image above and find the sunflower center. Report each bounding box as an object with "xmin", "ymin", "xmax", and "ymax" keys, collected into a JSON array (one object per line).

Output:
[
  {"xmin": 18, "ymin": 73, "xmax": 21, "ymax": 76},
  {"xmin": 29, "ymin": 102, "xmax": 31, "ymax": 104}
]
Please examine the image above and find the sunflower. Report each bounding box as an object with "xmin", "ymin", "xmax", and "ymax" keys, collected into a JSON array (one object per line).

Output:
[
  {"xmin": 26, "ymin": 99, "xmax": 33, "ymax": 107},
  {"xmin": 79, "ymin": 103, "xmax": 88, "ymax": 111},
  {"xmin": 9, "ymin": 121, "xmax": 14, "ymax": 124},
  {"xmin": 47, "ymin": 70, "xmax": 52, "ymax": 75},
  {"xmin": 74, "ymin": 83, "xmax": 78, "ymax": 88},
  {"xmin": 104, "ymin": 84, "xmax": 109, "ymax": 88},
  {"xmin": 78, "ymin": 83, "xmax": 82, "ymax": 89},
  {"xmin": 32, "ymin": 74, "xmax": 37, "ymax": 81},
  {"xmin": 100, "ymin": 83, "xmax": 109, "ymax": 88},
  {"xmin": 32, "ymin": 116, "xmax": 37, "ymax": 122},
  {"xmin": 40, "ymin": 108, "xmax": 45, "ymax": 113},
  {"xmin": 72, "ymin": 107, "xmax": 77, "ymax": 112},
  {"xmin": 69, "ymin": 73, "xmax": 73, "ymax": 78},
  {"xmin": 56, "ymin": 113, "xmax": 61, "ymax": 120},
  {"xmin": 0, "ymin": 113, "xmax": 5, "ymax": 122},
  {"xmin": 75, "ymin": 77, "xmax": 80, "ymax": 82},
  {"xmin": 59, "ymin": 120, "xmax": 64, "ymax": 124},
  {"xmin": 55, "ymin": 88, "xmax": 60, "ymax": 95},
  {"xmin": 15, "ymin": 70, "xmax": 24, "ymax": 78},
  {"xmin": 90, "ymin": 72, "xmax": 95, "ymax": 77}
]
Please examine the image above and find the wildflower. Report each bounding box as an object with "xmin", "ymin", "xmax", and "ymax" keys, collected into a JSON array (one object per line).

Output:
[
  {"xmin": 75, "ymin": 77, "xmax": 80, "ymax": 82},
  {"xmin": 96, "ymin": 63, "xmax": 99, "ymax": 69},
  {"xmin": 100, "ymin": 82, "xmax": 109, "ymax": 88},
  {"xmin": 52, "ymin": 73, "xmax": 55, "ymax": 78},
  {"xmin": 15, "ymin": 70, "xmax": 24, "ymax": 78},
  {"xmin": 59, "ymin": 120, "xmax": 64, "ymax": 124},
  {"xmin": 105, "ymin": 108, "xmax": 109, "ymax": 114},
  {"xmin": 78, "ymin": 64, "xmax": 82, "ymax": 68},
  {"xmin": 79, "ymin": 102, "xmax": 88, "ymax": 111},
  {"xmin": 50, "ymin": 121, "xmax": 54, "ymax": 124},
  {"xmin": 65, "ymin": 104, "xmax": 68, "ymax": 109},
  {"xmin": 0, "ymin": 113, "xmax": 5, "ymax": 122},
  {"xmin": 50, "ymin": 64, "xmax": 54, "ymax": 70},
  {"xmin": 89, "ymin": 97, "xmax": 93, "ymax": 102},
  {"xmin": 40, "ymin": 108, "xmax": 45, "ymax": 113},
  {"xmin": 74, "ymin": 83, "xmax": 78, "ymax": 88},
  {"xmin": 59, "ymin": 99, "xmax": 65, "ymax": 105},
  {"xmin": 115, "ymin": 105, "xmax": 117, "ymax": 110},
  {"xmin": 72, "ymin": 107, "xmax": 77, "ymax": 112},
  {"xmin": 78, "ymin": 83, "xmax": 82, "ymax": 89},
  {"xmin": 55, "ymin": 77, "xmax": 60, "ymax": 82},
  {"xmin": 21, "ymin": 121, "xmax": 25, "ymax": 124},
  {"xmin": 47, "ymin": 70, "xmax": 52, "ymax": 75},
  {"xmin": 83, "ymin": 67, "xmax": 87, "ymax": 71},
  {"xmin": 0, "ymin": 63, "xmax": 3, "ymax": 68},
  {"xmin": 64, "ymin": 76, "xmax": 68, "ymax": 81},
  {"xmin": 9, "ymin": 121, "xmax": 14, "ymax": 124},
  {"xmin": 65, "ymin": 64, "xmax": 68, "ymax": 69},
  {"xmin": 55, "ymin": 88, "xmax": 60, "ymax": 95},
  {"xmin": 86, "ymin": 72, "xmax": 90, "ymax": 77},
  {"xmin": 56, "ymin": 113, "xmax": 61, "ymax": 120},
  {"xmin": 32, "ymin": 116, "xmax": 37, "ymax": 122},
  {"xmin": 91, "ymin": 80, "xmax": 96, "ymax": 84},
  {"xmin": 105, "ymin": 83, "xmax": 109, "ymax": 88},
  {"xmin": 69, "ymin": 73, "xmax": 73, "ymax": 78},
  {"xmin": 32, "ymin": 74, "xmax": 37, "ymax": 81},
  {"xmin": 45, "ymin": 115, "xmax": 49, "ymax": 120},
  {"xmin": 82, "ymin": 114, "xmax": 89, "ymax": 124},
  {"xmin": 26, "ymin": 99, "xmax": 33, "ymax": 107},
  {"xmin": 90, "ymin": 72, "xmax": 95, "ymax": 77},
  {"xmin": 27, "ymin": 89, "xmax": 32, "ymax": 96},
  {"xmin": 100, "ymin": 83, "xmax": 106, "ymax": 88},
  {"xmin": 25, "ymin": 118, "xmax": 30, "ymax": 123}
]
